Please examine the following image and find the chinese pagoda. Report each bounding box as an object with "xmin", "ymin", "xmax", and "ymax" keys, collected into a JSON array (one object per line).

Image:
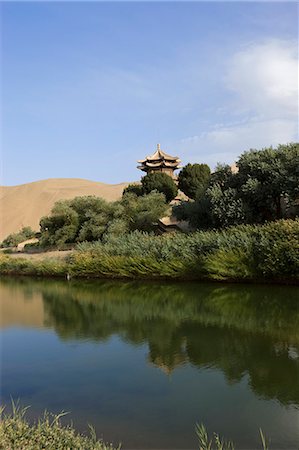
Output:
[{"xmin": 137, "ymin": 144, "xmax": 181, "ymax": 179}]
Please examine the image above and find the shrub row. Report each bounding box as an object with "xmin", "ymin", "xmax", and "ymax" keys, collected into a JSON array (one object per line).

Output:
[{"xmin": 0, "ymin": 219, "xmax": 298, "ymax": 282}]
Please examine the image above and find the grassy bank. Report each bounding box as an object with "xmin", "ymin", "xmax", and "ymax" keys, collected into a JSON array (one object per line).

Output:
[
  {"xmin": 0, "ymin": 404, "xmax": 269, "ymax": 450},
  {"xmin": 0, "ymin": 219, "xmax": 298, "ymax": 283},
  {"xmin": 0, "ymin": 403, "xmax": 119, "ymax": 450}
]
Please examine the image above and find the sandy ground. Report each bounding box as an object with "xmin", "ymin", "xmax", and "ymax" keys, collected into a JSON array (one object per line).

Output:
[
  {"xmin": 7, "ymin": 250, "xmax": 73, "ymax": 260},
  {"xmin": 0, "ymin": 178, "xmax": 129, "ymax": 241}
]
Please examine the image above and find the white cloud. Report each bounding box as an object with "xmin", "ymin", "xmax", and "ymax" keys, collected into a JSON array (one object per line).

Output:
[
  {"xmin": 179, "ymin": 39, "xmax": 299, "ymax": 168},
  {"xmin": 226, "ymin": 39, "xmax": 298, "ymax": 117}
]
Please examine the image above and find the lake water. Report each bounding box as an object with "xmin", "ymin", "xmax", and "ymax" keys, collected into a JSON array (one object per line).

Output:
[{"xmin": 1, "ymin": 277, "xmax": 299, "ymax": 449}]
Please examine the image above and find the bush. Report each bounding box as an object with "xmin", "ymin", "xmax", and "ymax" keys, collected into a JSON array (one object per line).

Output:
[
  {"xmin": 1, "ymin": 220, "xmax": 298, "ymax": 282},
  {"xmin": 39, "ymin": 193, "xmax": 169, "ymax": 247},
  {"xmin": 75, "ymin": 219, "xmax": 299, "ymax": 281},
  {"xmin": 23, "ymin": 242, "xmax": 41, "ymax": 252},
  {"xmin": 1, "ymin": 226, "xmax": 36, "ymax": 248},
  {"xmin": 250, "ymin": 219, "xmax": 299, "ymax": 277}
]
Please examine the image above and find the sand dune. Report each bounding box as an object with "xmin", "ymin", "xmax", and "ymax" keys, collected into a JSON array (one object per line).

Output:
[{"xmin": 0, "ymin": 178, "xmax": 129, "ymax": 241}]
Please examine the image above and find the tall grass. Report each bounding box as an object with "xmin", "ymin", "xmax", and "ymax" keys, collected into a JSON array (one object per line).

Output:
[
  {"xmin": 196, "ymin": 424, "xmax": 269, "ymax": 450},
  {"xmin": 0, "ymin": 219, "xmax": 298, "ymax": 282},
  {"xmin": 0, "ymin": 403, "xmax": 270, "ymax": 450},
  {"xmin": 0, "ymin": 401, "xmax": 120, "ymax": 450}
]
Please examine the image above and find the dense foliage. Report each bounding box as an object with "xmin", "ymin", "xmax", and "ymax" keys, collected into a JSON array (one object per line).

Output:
[
  {"xmin": 141, "ymin": 172, "xmax": 178, "ymax": 202},
  {"xmin": 39, "ymin": 192, "xmax": 168, "ymax": 248},
  {"xmin": 178, "ymin": 163, "xmax": 211, "ymax": 199},
  {"xmin": 123, "ymin": 173, "xmax": 178, "ymax": 203},
  {"xmin": 175, "ymin": 144, "xmax": 299, "ymax": 229},
  {"xmin": 1, "ymin": 219, "xmax": 298, "ymax": 281},
  {"xmin": 1, "ymin": 227, "xmax": 36, "ymax": 248},
  {"xmin": 122, "ymin": 183, "xmax": 143, "ymax": 197}
]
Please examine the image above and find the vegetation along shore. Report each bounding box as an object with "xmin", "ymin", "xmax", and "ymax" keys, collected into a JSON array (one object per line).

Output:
[
  {"xmin": 1, "ymin": 144, "xmax": 298, "ymax": 283},
  {"xmin": 0, "ymin": 403, "xmax": 270, "ymax": 450},
  {"xmin": 0, "ymin": 219, "xmax": 298, "ymax": 283}
]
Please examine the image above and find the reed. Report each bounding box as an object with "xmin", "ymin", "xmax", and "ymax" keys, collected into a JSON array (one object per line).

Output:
[
  {"xmin": 0, "ymin": 401, "xmax": 120, "ymax": 450},
  {"xmin": 0, "ymin": 219, "xmax": 298, "ymax": 282}
]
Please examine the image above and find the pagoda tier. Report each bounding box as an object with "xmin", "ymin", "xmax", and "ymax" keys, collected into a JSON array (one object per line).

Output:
[{"xmin": 137, "ymin": 144, "xmax": 181, "ymax": 178}]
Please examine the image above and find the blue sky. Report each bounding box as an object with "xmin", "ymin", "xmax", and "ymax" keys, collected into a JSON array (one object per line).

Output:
[{"xmin": 2, "ymin": 1, "xmax": 298, "ymax": 185}]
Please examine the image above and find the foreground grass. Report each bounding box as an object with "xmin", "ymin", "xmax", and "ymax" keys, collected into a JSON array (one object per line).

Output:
[
  {"xmin": 0, "ymin": 219, "xmax": 298, "ymax": 283},
  {"xmin": 0, "ymin": 403, "xmax": 120, "ymax": 450},
  {"xmin": 0, "ymin": 404, "xmax": 270, "ymax": 450},
  {"xmin": 196, "ymin": 424, "xmax": 269, "ymax": 450}
]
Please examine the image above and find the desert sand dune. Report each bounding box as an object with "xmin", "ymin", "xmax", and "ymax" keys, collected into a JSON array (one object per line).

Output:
[{"xmin": 0, "ymin": 178, "xmax": 129, "ymax": 241}]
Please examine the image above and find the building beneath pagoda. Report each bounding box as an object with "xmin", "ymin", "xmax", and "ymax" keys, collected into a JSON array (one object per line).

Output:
[{"xmin": 137, "ymin": 144, "xmax": 181, "ymax": 179}]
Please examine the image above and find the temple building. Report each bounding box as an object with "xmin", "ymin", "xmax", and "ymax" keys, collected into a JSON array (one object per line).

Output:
[{"xmin": 137, "ymin": 144, "xmax": 181, "ymax": 179}]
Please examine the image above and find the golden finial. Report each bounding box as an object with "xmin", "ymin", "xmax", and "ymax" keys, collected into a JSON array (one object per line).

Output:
[{"xmin": 157, "ymin": 143, "xmax": 161, "ymax": 151}]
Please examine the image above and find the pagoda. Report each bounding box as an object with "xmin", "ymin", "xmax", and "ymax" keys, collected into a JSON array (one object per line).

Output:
[{"xmin": 137, "ymin": 144, "xmax": 181, "ymax": 179}]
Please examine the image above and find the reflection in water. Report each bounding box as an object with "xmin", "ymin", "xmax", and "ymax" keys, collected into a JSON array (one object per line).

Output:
[
  {"xmin": 1, "ymin": 278, "xmax": 299, "ymax": 448},
  {"xmin": 2, "ymin": 278, "xmax": 299, "ymax": 406}
]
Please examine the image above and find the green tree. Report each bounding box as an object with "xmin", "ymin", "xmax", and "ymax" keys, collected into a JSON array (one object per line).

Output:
[
  {"xmin": 122, "ymin": 184, "xmax": 144, "ymax": 197},
  {"xmin": 237, "ymin": 143, "xmax": 299, "ymax": 222},
  {"xmin": 70, "ymin": 196, "xmax": 116, "ymax": 241},
  {"xmin": 178, "ymin": 163, "xmax": 211, "ymax": 200},
  {"xmin": 210, "ymin": 164, "xmax": 235, "ymax": 189},
  {"xmin": 40, "ymin": 201, "xmax": 79, "ymax": 248},
  {"xmin": 141, "ymin": 172, "xmax": 178, "ymax": 202},
  {"xmin": 175, "ymin": 144, "xmax": 299, "ymax": 230},
  {"xmin": 120, "ymin": 191, "xmax": 168, "ymax": 232},
  {"xmin": 173, "ymin": 196, "xmax": 213, "ymax": 230},
  {"xmin": 206, "ymin": 184, "xmax": 245, "ymax": 228},
  {"xmin": 40, "ymin": 196, "xmax": 119, "ymax": 246}
]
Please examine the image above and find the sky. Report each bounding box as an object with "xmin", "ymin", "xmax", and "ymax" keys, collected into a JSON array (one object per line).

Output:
[{"xmin": 1, "ymin": 1, "xmax": 298, "ymax": 185}]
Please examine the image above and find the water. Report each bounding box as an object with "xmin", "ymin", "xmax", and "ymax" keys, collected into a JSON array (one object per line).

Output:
[{"xmin": 1, "ymin": 277, "xmax": 299, "ymax": 449}]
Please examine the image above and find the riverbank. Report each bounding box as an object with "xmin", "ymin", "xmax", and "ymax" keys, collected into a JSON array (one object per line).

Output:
[
  {"xmin": 0, "ymin": 403, "xmax": 269, "ymax": 450},
  {"xmin": 0, "ymin": 403, "xmax": 119, "ymax": 450},
  {"xmin": 0, "ymin": 219, "xmax": 298, "ymax": 284}
]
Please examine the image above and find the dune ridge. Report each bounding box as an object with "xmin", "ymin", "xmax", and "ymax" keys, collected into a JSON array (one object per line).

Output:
[{"xmin": 0, "ymin": 178, "xmax": 129, "ymax": 241}]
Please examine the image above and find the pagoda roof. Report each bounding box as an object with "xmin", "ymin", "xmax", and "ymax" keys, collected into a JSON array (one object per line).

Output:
[
  {"xmin": 139, "ymin": 161, "xmax": 181, "ymax": 168},
  {"xmin": 138, "ymin": 144, "xmax": 181, "ymax": 164}
]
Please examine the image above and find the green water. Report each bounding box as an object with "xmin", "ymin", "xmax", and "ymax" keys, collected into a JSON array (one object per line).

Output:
[{"xmin": 1, "ymin": 277, "xmax": 299, "ymax": 449}]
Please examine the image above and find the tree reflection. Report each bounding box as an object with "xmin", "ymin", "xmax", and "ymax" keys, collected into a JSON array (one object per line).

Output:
[{"xmin": 2, "ymin": 277, "xmax": 299, "ymax": 406}]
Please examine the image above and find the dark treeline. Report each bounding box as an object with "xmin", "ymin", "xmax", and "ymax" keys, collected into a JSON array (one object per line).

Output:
[{"xmin": 174, "ymin": 143, "xmax": 299, "ymax": 229}]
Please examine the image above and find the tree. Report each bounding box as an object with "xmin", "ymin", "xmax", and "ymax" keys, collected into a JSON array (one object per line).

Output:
[
  {"xmin": 206, "ymin": 184, "xmax": 245, "ymax": 228},
  {"xmin": 178, "ymin": 163, "xmax": 211, "ymax": 200},
  {"xmin": 175, "ymin": 144, "xmax": 299, "ymax": 230},
  {"xmin": 40, "ymin": 201, "xmax": 79, "ymax": 248},
  {"xmin": 173, "ymin": 196, "xmax": 213, "ymax": 230},
  {"xmin": 39, "ymin": 196, "xmax": 119, "ymax": 246},
  {"xmin": 210, "ymin": 164, "xmax": 235, "ymax": 189},
  {"xmin": 120, "ymin": 191, "xmax": 168, "ymax": 232},
  {"xmin": 141, "ymin": 172, "xmax": 178, "ymax": 203},
  {"xmin": 237, "ymin": 143, "xmax": 299, "ymax": 222},
  {"xmin": 69, "ymin": 196, "xmax": 116, "ymax": 241},
  {"xmin": 122, "ymin": 184, "xmax": 144, "ymax": 197}
]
